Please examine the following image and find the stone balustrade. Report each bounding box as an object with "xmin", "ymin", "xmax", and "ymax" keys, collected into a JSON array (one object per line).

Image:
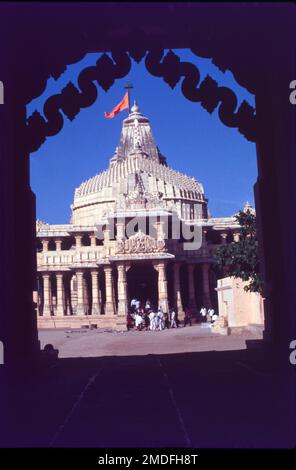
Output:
[{"xmin": 37, "ymin": 246, "xmax": 105, "ymax": 270}]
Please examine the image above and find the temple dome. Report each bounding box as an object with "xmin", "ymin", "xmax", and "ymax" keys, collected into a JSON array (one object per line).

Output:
[{"xmin": 71, "ymin": 103, "xmax": 207, "ymax": 225}]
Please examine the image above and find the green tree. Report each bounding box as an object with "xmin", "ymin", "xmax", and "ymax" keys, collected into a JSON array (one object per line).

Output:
[{"xmin": 214, "ymin": 209, "xmax": 263, "ymax": 293}]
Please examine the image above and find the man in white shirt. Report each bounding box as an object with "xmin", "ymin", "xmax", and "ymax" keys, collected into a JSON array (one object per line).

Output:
[
  {"xmin": 130, "ymin": 298, "xmax": 137, "ymax": 312},
  {"xmin": 157, "ymin": 309, "xmax": 164, "ymax": 331},
  {"xmin": 170, "ymin": 309, "xmax": 177, "ymax": 328},
  {"xmin": 212, "ymin": 313, "xmax": 218, "ymax": 322},
  {"xmin": 200, "ymin": 307, "xmax": 207, "ymax": 318},
  {"xmin": 135, "ymin": 313, "xmax": 143, "ymax": 330},
  {"xmin": 210, "ymin": 309, "xmax": 216, "ymax": 322},
  {"xmin": 149, "ymin": 311, "xmax": 155, "ymax": 330}
]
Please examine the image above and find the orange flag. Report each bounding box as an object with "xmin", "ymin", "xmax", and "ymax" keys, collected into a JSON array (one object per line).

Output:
[{"xmin": 104, "ymin": 92, "xmax": 129, "ymax": 118}]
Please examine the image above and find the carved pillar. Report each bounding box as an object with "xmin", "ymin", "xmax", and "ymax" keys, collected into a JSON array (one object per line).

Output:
[
  {"xmin": 174, "ymin": 262, "xmax": 184, "ymax": 321},
  {"xmin": 188, "ymin": 263, "xmax": 197, "ymax": 311},
  {"xmin": 91, "ymin": 269, "xmax": 100, "ymax": 315},
  {"xmin": 75, "ymin": 234, "xmax": 83, "ymax": 248},
  {"xmin": 83, "ymin": 274, "xmax": 89, "ymax": 315},
  {"xmin": 62, "ymin": 273, "xmax": 70, "ymax": 316},
  {"xmin": 154, "ymin": 220, "xmax": 165, "ymax": 241},
  {"xmin": 41, "ymin": 239, "xmax": 49, "ymax": 252},
  {"xmin": 156, "ymin": 262, "xmax": 169, "ymax": 313},
  {"xmin": 116, "ymin": 220, "xmax": 125, "ymax": 241},
  {"xmin": 104, "ymin": 265, "xmax": 114, "ymax": 315},
  {"xmin": 76, "ymin": 270, "xmax": 85, "ymax": 315},
  {"xmin": 70, "ymin": 273, "xmax": 77, "ymax": 314},
  {"xmin": 103, "ymin": 224, "xmax": 111, "ymax": 257},
  {"xmin": 117, "ymin": 263, "xmax": 128, "ymax": 330},
  {"xmin": 42, "ymin": 273, "xmax": 51, "ymax": 316},
  {"xmin": 202, "ymin": 263, "xmax": 212, "ymax": 309},
  {"xmin": 90, "ymin": 234, "xmax": 97, "ymax": 248},
  {"xmin": 220, "ymin": 232, "xmax": 228, "ymax": 244},
  {"xmin": 55, "ymin": 238, "xmax": 62, "ymax": 251},
  {"xmin": 56, "ymin": 272, "xmax": 65, "ymax": 316},
  {"xmin": 103, "ymin": 225, "xmax": 110, "ymax": 242},
  {"xmin": 65, "ymin": 276, "xmax": 72, "ymax": 316}
]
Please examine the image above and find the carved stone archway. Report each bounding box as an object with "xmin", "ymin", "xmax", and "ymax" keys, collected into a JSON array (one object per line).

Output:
[
  {"xmin": 26, "ymin": 49, "xmax": 256, "ymax": 153},
  {"xmin": 1, "ymin": 3, "xmax": 295, "ymax": 369}
]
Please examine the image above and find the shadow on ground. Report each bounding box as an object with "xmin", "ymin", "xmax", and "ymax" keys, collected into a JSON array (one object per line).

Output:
[{"xmin": 0, "ymin": 347, "xmax": 295, "ymax": 448}]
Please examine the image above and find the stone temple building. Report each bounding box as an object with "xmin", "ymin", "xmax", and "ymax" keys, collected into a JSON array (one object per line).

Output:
[{"xmin": 36, "ymin": 101, "xmax": 242, "ymax": 330}]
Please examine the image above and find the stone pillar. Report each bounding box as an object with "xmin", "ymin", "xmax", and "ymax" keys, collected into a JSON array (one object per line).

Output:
[
  {"xmin": 220, "ymin": 232, "xmax": 228, "ymax": 244},
  {"xmin": 91, "ymin": 269, "xmax": 100, "ymax": 315},
  {"xmin": 42, "ymin": 273, "xmax": 51, "ymax": 316},
  {"xmin": 117, "ymin": 263, "xmax": 128, "ymax": 330},
  {"xmin": 233, "ymin": 231, "xmax": 240, "ymax": 242},
  {"xmin": 0, "ymin": 101, "xmax": 40, "ymax": 362},
  {"xmin": 66, "ymin": 298, "xmax": 72, "ymax": 316},
  {"xmin": 41, "ymin": 239, "xmax": 49, "ymax": 252},
  {"xmin": 64, "ymin": 274, "xmax": 71, "ymax": 316},
  {"xmin": 75, "ymin": 234, "xmax": 82, "ymax": 248},
  {"xmin": 174, "ymin": 262, "xmax": 184, "ymax": 321},
  {"xmin": 56, "ymin": 272, "xmax": 65, "ymax": 316},
  {"xmin": 202, "ymin": 263, "xmax": 212, "ymax": 308},
  {"xmin": 116, "ymin": 220, "xmax": 125, "ymax": 241},
  {"xmin": 156, "ymin": 262, "xmax": 169, "ymax": 313},
  {"xmin": 83, "ymin": 275, "xmax": 89, "ymax": 315},
  {"xmin": 188, "ymin": 263, "xmax": 197, "ymax": 311},
  {"xmin": 103, "ymin": 225, "xmax": 111, "ymax": 257},
  {"xmin": 103, "ymin": 225, "xmax": 111, "ymax": 243},
  {"xmin": 70, "ymin": 274, "xmax": 77, "ymax": 313},
  {"xmin": 154, "ymin": 220, "xmax": 165, "ymax": 240},
  {"xmin": 90, "ymin": 234, "xmax": 97, "ymax": 248},
  {"xmin": 76, "ymin": 270, "xmax": 85, "ymax": 315},
  {"xmin": 55, "ymin": 238, "xmax": 62, "ymax": 251},
  {"xmin": 104, "ymin": 265, "xmax": 114, "ymax": 315}
]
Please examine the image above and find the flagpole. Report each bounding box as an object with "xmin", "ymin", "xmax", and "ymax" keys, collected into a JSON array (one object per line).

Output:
[{"xmin": 124, "ymin": 81, "xmax": 133, "ymax": 114}]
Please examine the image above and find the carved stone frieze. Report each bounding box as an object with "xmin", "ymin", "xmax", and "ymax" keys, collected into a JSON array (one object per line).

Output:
[{"xmin": 116, "ymin": 230, "xmax": 166, "ymax": 254}]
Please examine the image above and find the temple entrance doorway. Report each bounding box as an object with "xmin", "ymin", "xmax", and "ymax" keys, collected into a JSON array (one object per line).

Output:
[{"xmin": 127, "ymin": 263, "xmax": 158, "ymax": 309}]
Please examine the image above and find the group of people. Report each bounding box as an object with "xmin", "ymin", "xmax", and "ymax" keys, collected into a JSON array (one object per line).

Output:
[
  {"xmin": 128, "ymin": 298, "xmax": 178, "ymax": 331},
  {"xmin": 127, "ymin": 298, "xmax": 217, "ymax": 331},
  {"xmin": 200, "ymin": 307, "xmax": 218, "ymax": 323}
]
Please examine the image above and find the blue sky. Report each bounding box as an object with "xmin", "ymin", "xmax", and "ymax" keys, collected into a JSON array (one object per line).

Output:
[{"xmin": 28, "ymin": 49, "xmax": 256, "ymax": 224}]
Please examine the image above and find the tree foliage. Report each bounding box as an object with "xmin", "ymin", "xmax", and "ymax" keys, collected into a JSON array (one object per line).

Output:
[{"xmin": 214, "ymin": 209, "xmax": 264, "ymax": 293}]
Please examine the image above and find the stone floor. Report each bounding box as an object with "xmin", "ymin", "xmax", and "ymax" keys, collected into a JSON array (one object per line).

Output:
[
  {"xmin": 1, "ymin": 327, "xmax": 295, "ymax": 448},
  {"xmin": 38, "ymin": 325, "xmax": 261, "ymax": 358}
]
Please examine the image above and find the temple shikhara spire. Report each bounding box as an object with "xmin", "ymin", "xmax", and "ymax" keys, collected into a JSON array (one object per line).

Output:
[
  {"xmin": 74, "ymin": 100, "xmax": 204, "ymax": 219},
  {"xmin": 35, "ymin": 103, "xmax": 262, "ymax": 333}
]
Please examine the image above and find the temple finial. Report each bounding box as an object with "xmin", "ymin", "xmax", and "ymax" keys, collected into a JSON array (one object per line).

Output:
[{"xmin": 131, "ymin": 100, "xmax": 140, "ymax": 114}]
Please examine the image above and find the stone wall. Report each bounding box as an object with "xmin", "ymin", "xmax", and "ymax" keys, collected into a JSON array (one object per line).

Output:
[{"xmin": 216, "ymin": 276, "xmax": 264, "ymax": 334}]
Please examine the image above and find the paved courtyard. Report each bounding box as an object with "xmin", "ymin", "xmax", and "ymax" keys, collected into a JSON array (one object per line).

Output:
[
  {"xmin": 1, "ymin": 326, "xmax": 294, "ymax": 448},
  {"xmin": 38, "ymin": 325, "xmax": 261, "ymax": 358}
]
